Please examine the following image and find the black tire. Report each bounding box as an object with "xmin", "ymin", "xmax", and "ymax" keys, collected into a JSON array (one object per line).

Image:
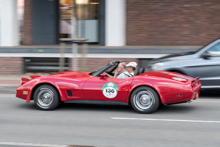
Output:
[
  {"xmin": 33, "ymin": 85, "xmax": 60, "ymax": 110},
  {"xmin": 130, "ymin": 86, "xmax": 160, "ymax": 114}
]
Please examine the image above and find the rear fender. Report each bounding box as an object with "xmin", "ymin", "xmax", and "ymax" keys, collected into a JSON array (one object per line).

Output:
[
  {"xmin": 166, "ymin": 68, "xmax": 189, "ymax": 76},
  {"xmin": 126, "ymin": 83, "xmax": 165, "ymax": 104}
]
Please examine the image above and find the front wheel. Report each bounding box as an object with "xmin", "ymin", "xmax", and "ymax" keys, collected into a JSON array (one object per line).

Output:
[
  {"xmin": 130, "ymin": 86, "xmax": 160, "ymax": 114},
  {"xmin": 33, "ymin": 85, "xmax": 60, "ymax": 110}
]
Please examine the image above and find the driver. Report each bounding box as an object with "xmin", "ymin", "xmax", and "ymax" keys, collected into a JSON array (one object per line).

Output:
[{"xmin": 105, "ymin": 62, "xmax": 132, "ymax": 79}]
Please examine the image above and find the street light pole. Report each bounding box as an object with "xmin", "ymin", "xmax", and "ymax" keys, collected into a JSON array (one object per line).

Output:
[{"xmin": 59, "ymin": 38, "xmax": 87, "ymax": 72}]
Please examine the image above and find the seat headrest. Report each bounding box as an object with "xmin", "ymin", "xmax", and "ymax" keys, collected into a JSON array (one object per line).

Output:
[
  {"xmin": 138, "ymin": 68, "xmax": 145, "ymax": 75},
  {"xmin": 134, "ymin": 70, "xmax": 139, "ymax": 76}
]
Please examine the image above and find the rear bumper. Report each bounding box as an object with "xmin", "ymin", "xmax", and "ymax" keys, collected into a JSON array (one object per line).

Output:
[
  {"xmin": 177, "ymin": 78, "xmax": 201, "ymax": 103},
  {"xmin": 191, "ymin": 77, "xmax": 201, "ymax": 100},
  {"xmin": 163, "ymin": 77, "xmax": 201, "ymax": 104}
]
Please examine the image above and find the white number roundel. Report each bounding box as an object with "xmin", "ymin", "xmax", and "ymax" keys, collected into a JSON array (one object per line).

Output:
[
  {"xmin": 103, "ymin": 87, "xmax": 117, "ymax": 98},
  {"xmin": 102, "ymin": 82, "xmax": 118, "ymax": 98}
]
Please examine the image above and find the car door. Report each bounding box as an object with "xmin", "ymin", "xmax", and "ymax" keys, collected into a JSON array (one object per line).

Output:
[
  {"xmin": 184, "ymin": 42, "xmax": 220, "ymax": 88},
  {"xmin": 82, "ymin": 76, "xmax": 133, "ymax": 102}
]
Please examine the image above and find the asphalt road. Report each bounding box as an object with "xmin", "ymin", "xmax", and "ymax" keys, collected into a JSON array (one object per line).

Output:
[{"xmin": 0, "ymin": 87, "xmax": 220, "ymax": 147}]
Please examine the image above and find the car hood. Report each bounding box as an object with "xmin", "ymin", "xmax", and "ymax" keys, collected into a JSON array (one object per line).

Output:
[
  {"xmin": 49, "ymin": 71, "xmax": 91, "ymax": 79},
  {"xmin": 20, "ymin": 71, "xmax": 92, "ymax": 86},
  {"xmin": 150, "ymin": 51, "xmax": 196, "ymax": 64}
]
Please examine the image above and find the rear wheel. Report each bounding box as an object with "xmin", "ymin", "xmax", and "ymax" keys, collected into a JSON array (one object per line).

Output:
[
  {"xmin": 130, "ymin": 86, "xmax": 160, "ymax": 114},
  {"xmin": 33, "ymin": 85, "xmax": 60, "ymax": 110}
]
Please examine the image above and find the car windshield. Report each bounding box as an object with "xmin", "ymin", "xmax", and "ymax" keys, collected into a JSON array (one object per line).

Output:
[
  {"xmin": 194, "ymin": 40, "xmax": 217, "ymax": 53},
  {"xmin": 89, "ymin": 61, "xmax": 119, "ymax": 77},
  {"xmin": 207, "ymin": 42, "xmax": 220, "ymax": 56},
  {"xmin": 89, "ymin": 64, "xmax": 109, "ymax": 76},
  {"xmin": 106, "ymin": 64, "xmax": 117, "ymax": 72}
]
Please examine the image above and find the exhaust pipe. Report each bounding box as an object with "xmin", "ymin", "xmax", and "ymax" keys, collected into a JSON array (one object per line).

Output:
[{"xmin": 187, "ymin": 100, "xmax": 192, "ymax": 103}]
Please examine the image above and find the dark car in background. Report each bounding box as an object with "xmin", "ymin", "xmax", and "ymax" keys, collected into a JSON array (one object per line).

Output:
[{"xmin": 149, "ymin": 39, "xmax": 220, "ymax": 89}]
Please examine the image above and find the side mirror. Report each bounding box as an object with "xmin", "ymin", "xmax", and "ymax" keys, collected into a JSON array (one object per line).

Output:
[
  {"xmin": 100, "ymin": 73, "xmax": 105, "ymax": 79},
  {"xmin": 201, "ymin": 51, "xmax": 211, "ymax": 59}
]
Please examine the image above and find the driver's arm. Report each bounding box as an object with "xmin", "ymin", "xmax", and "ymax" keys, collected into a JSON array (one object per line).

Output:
[
  {"xmin": 113, "ymin": 70, "xmax": 118, "ymax": 78},
  {"xmin": 105, "ymin": 69, "xmax": 119, "ymax": 78},
  {"xmin": 104, "ymin": 72, "xmax": 114, "ymax": 78}
]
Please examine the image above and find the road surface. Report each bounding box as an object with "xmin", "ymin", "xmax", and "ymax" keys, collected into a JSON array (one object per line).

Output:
[{"xmin": 0, "ymin": 87, "xmax": 219, "ymax": 147}]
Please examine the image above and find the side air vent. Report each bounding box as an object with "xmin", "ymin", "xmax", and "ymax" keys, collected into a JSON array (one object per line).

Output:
[{"xmin": 67, "ymin": 90, "xmax": 73, "ymax": 97}]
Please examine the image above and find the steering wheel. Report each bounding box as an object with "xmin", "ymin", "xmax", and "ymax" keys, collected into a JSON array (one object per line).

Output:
[{"xmin": 105, "ymin": 71, "xmax": 114, "ymax": 76}]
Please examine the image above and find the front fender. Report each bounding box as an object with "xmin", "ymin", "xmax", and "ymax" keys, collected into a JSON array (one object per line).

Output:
[{"xmin": 16, "ymin": 78, "xmax": 64, "ymax": 102}]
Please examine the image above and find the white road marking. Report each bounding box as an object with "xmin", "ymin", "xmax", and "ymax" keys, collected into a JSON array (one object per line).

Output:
[
  {"xmin": 0, "ymin": 142, "xmax": 67, "ymax": 147},
  {"xmin": 111, "ymin": 117, "xmax": 220, "ymax": 123}
]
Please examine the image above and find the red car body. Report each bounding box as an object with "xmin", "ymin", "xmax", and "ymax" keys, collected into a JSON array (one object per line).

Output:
[{"xmin": 16, "ymin": 70, "xmax": 201, "ymax": 105}]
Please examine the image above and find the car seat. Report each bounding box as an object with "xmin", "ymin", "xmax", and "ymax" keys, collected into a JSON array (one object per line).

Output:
[
  {"xmin": 134, "ymin": 67, "xmax": 145, "ymax": 76},
  {"xmin": 134, "ymin": 70, "xmax": 139, "ymax": 76}
]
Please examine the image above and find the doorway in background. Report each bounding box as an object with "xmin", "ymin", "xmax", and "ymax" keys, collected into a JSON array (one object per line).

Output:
[{"xmin": 60, "ymin": 0, "xmax": 99, "ymax": 43}]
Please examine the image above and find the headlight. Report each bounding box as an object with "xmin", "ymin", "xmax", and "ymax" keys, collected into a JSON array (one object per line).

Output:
[{"xmin": 151, "ymin": 63, "xmax": 164, "ymax": 70}]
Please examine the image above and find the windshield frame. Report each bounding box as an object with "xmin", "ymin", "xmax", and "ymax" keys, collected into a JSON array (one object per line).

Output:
[
  {"xmin": 89, "ymin": 61, "xmax": 122, "ymax": 77},
  {"xmin": 195, "ymin": 39, "xmax": 220, "ymax": 54}
]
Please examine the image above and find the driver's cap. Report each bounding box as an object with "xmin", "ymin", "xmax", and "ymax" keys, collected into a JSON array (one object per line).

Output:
[{"xmin": 126, "ymin": 62, "xmax": 137, "ymax": 68}]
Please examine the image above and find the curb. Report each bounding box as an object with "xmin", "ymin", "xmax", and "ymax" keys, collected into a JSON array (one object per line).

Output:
[{"xmin": 0, "ymin": 142, "xmax": 105, "ymax": 147}]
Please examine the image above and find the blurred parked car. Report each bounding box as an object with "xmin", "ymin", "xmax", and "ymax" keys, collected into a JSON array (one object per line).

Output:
[{"xmin": 149, "ymin": 39, "xmax": 220, "ymax": 89}]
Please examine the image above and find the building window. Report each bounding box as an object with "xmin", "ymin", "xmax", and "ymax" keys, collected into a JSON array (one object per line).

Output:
[
  {"xmin": 60, "ymin": 0, "xmax": 99, "ymax": 43},
  {"xmin": 17, "ymin": 0, "xmax": 24, "ymax": 44}
]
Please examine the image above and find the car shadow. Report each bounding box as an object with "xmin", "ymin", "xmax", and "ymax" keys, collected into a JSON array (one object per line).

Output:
[
  {"xmin": 17, "ymin": 102, "xmax": 134, "ymax": 113},
  {"xmin": 17, "ymin": 102, "xmax": 38, "ymax": 111},
  {"xmin": 59, "ymin": 103, "xmax": 134, "ymax": 113},
  {"xmin": 59, "ymin": 103, "xmax": 197, "ymax": 114},
  {"xmin": 17, "ymin": 101, "xmax": 196, "ymax": 114},
  {"xmin": 156, "ymin": 104, "xmax": 197, "ymax": 114}
]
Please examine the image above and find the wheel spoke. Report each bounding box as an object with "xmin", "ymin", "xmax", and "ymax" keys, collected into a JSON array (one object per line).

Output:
[
  {"xmin": 134, "ymin": 90, "xmax": 155, "ymax": 110},
  {"xmin": 37, "ymin": 88, "xmax": 54, "ymax": 108}
]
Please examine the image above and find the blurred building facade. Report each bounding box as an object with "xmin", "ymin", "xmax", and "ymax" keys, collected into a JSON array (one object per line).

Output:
[
  {"xmin": 0, "ymin": 0, "xmax": 220, "ymax": 74},
  {"xmin": 127, "ymin": 0, "xmax": 220, "ymax": 45},
  {"xmin": 0, "ymin": 0, "xmax": 126, "ymax": 46},
  {"xmin": 1, "ymin": 0, "xmax": 220, "ymax": 46}
]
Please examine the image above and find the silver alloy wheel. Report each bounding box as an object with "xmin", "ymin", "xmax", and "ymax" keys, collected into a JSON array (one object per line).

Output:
[
  {"xmin": 133, "ymin": 90, "xmax": 155, "ymax": 111},
  {"xmin": 37, "ymin": 88, "xmax": 54, "ymax": 108}
]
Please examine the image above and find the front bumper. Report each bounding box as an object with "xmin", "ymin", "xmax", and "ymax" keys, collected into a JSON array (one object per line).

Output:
[{"xmin": 16, "ymin": 87, "xmax": 30, "ymax": 101}]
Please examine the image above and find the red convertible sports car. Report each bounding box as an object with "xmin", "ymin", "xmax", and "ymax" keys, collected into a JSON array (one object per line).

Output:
[{"xmin": 16, "ymin": 61, "xmax": 201, "ymax": 113}]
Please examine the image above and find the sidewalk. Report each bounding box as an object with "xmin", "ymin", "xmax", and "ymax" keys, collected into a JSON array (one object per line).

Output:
[
  {"xmin": 0, "ymin": 44, "xmax": 201, "ymax": 59},
  {"xmin": 0, "ymin": 80, "xmax": 20, "ymax": 87},
  {"xmin": 0, "ymin": 44, "xmax": 201, "ymax": 54}
]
